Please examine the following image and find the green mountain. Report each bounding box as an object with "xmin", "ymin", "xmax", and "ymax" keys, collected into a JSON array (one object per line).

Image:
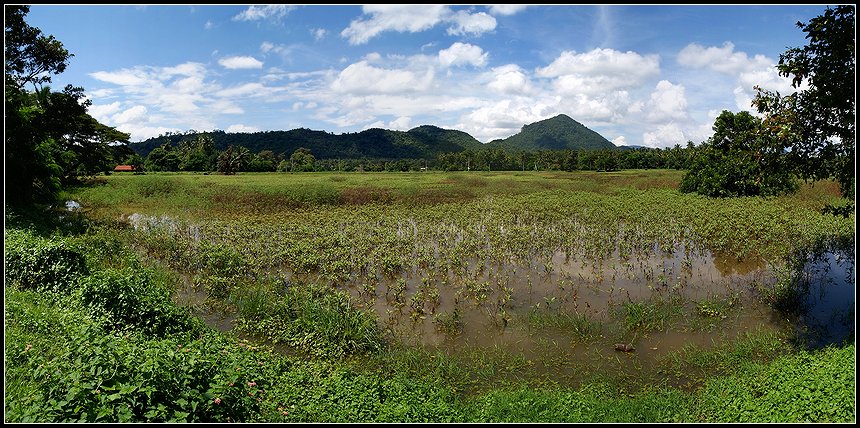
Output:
[
  {"xmin": 130, "ymin": 125, "xmax": 483, "ymax": 160},
  {"xmin": 484, "ymin": 114, "xmax": 616, "ymax": 151}
]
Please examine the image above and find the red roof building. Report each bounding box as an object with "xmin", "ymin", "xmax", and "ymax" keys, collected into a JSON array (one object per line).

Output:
[{"xmin": 113, "ymin": 165, "xmax": 136, "ymax": 172}]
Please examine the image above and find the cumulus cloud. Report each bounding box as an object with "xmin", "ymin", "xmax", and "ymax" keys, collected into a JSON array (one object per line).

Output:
[
  {"xmin": 218, "ymin": 56, "xmax": 264, "ymax": 69},
  {"xmin": 232, "ymin": 5, "xmax": 294, "ymax": 22},
  {"xmin": 438, "ymin": 42, "xmax": 488, "ymax": 68},
  {"xmin": 487, "ymin": 5, "xmax": 528, "ymax": 16},
  {"xmin": 642, "ymin": 123, "xmax": 688, "ymax": 148},
  {"xmin": 113, "ymin": 105, "xmax": 148, "ymax": 124},
  {"xmin": 330, "ymin": 61, "xmax": 434, "ymax": 94},
  {"xmin": 342, "ymin": 5, "xmax": 448, "ymax": 45},
  {"xmin": 226, "ymin": 124, "xmax": 260, "ymax": 133},
  {"xmin": 446, "ymin": 10, "xmax": 496, "ymax": 36},
  {"xmin": 87, "ymin": 101, "xmax": 122, "ymax": 122},
  {"xmin": 342, "ymin": 5, "xmax": 496, "ymax": 45},
  {"xmin": 677, "ymin": 42, "xmax": 800, "ymax": 111},
  {"xmin": 677, "ymin": 42, "xmax": 771, "ymax": 75},
  {"xmin": 644, "ymin": 80, "xmax": 689, "ymax": 122},
  {"xmin": 536, "ymin": 48, "xmax": 660, "ymax": 95},
  {"xmin": 389, "ymin": 116, "xmax": 412, "ymax": 130},
  {"xmin": 485, "ymin": 64, "xmax": 534, "ymax": 95}
]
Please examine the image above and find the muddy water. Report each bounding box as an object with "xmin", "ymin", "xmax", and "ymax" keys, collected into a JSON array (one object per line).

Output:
[{"xmin": 122, "ymin": 212, "xmax": 852, "ymax": 389}]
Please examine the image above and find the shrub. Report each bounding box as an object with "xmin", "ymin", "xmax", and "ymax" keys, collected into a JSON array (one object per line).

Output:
[
  {"xmin": 74, "ymin": 267, "xmax": 204, "ymax": 337},
  {"xmin": 4, "ymin": 229, "xmax": 88, "ymax": 293}
]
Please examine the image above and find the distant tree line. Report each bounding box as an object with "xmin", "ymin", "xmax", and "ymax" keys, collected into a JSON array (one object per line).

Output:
[{"xmin": 132, "ymin": 135, "xmax": 700, "ymax": 174}]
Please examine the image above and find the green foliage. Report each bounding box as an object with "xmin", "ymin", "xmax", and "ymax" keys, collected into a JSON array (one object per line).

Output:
[
  {"xmin": 74, "ymin": 267, "xmax": 204, "ymax": 337},
  {"xmin": 233, "ymin": 282, "xmax": 384, "ymax": 358},
  {"xmin": 264, "ymin": 361, "xmax": 464, "ymax": 422},
  {"xmin": 485, "ymin": 114, "xmax": 616, "ymax": 151},
  {"xmin": 4, "ymin": 288, "xmax": 277, "ymax": 422},
  {"xmin": 680, "ymin": 110, "xmax": 798, "ymax": 197},
  {"xmin": 217, "ymin": 144, "xmax": 251, "ymax": 175},
  {"xmin": 289, "ymin": 147, "xmax": 316, "ymax": 172},
  {"xmin": 5, "ymin": 6, "xmax": 129, "ymax": 205},
  {"xmin": 467, "ymin": 386, "xmax": 692, "ymax": 422},
  {"xmin": 753, "ymin": 6, "xmax": 855, "ymax": 198},
  {"xmin": 695, "ymin": 344, "xmax": 855, "ymax": 422},
  {"xmin": 4, "ymin": 228, "xmax": 88, "ymax": 293}
]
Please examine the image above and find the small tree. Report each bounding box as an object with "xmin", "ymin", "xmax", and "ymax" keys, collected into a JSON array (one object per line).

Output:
[
  {"xmin": 289, "ymin": 147, "xmax": 316, "ymax": 172},
  {"xmin": 217, "ymin": 145, "xmax": 251, "ymax": 175},
  {"xmin": 753, "ymin": 5, "xmax": 855, "ymax": 198},
  {"xmin": 680, "ymin": 110, "xmax": 798, "ymax": 197}
]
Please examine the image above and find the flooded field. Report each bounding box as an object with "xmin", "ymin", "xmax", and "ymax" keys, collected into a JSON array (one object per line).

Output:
[{"xmin": 118, "ymin": 191, "xmax": 853, "ymax": 390}]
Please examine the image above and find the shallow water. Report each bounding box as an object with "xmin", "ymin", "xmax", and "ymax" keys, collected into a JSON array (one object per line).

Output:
[
  {"xmin": 125, "ymin": 211, "xmax": 854, "ymax": 388},
  {"xmin": 789, "ymin": 246, "xmax": 855, "ymax": 349}
]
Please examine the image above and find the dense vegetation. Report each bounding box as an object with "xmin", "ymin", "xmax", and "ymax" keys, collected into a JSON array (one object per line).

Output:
[
  {"xmin": 4, "ymin": 5, "xmax": 855, "ymax": 423},
  {"xmin": 131, "ymin": 125, "xmax": 485, "ymax": 162},
  {"xmin": 485, "ymin": 114, "xmax": 616, "ymax": 151},
  {"xmin": 5, "ymin": 170, "xmax": 855, "ymax": 422}
]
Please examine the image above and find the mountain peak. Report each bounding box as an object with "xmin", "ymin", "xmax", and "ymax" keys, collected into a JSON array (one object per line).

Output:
[{"xmin": 489, "ymin": 114, "xmax": 615, "ymax": 151}]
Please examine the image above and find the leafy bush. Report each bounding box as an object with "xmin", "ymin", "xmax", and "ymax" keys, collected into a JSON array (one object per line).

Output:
[
  {"xmin": 680, "ymin": 110, "xmax": 798, "ymax": 198},
  {"xmin": 74, "ymin": 267, "xmax": 204, "ymax": 337},
  {"xmin": 5, "ymin": 288, "xmax": 277, "ymax": 422},
  {"xmin": 4, "ymin": 228, "xmax": 88, "ymax": 293},
  {"xmin": 695, "ymin": 344, "xmax": 855, "ymax": 422}
]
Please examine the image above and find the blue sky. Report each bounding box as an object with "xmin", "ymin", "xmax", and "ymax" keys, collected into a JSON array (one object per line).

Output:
[{"xmin": 25, "ymin": 4, "xmax": 827, "ymax": 147}]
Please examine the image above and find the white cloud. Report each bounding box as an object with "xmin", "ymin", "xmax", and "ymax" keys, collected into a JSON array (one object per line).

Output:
[
  {"xmin": 438, "ymin": 42, "xmax": 488, "ymax": 68},
  {"xmin": 677, "ymin": 42, "xmax": 771, "ymax": 75},
  {"xmin": 216, "ymin": 83, "xmax": 268, "ymax": 98},
  {"xmin": 210, "ymin": 99, "xmax": 244, "ymax": 115},
  {"xmin": 342, "ymin": 5, "xmax": 495, "ymax": 45},
  {"xmin": 218, "ymin": 56, "xmax": 263, "ymax": 69},
  {"xmin": 232, "ymin": 5, "xmax": 294, "ymax": 22},
  {"xmin": 163, "ymin": 62, "xmax": 206, "ymax": 77},
  {"xmin": 485, "ymin": 64, "xmax": 534, "ymax": 95},
  {"xmin": 455, "ymin": 99, "xmax": 554, "ymax": 142},
  {"xmin": 446, "ymin": 10, "xmax": 496, "ymax": 36},
  {"xmin": 644, "ymin": 80, "xmax": 688, "ymax": 122},
  {"xmin": 88, "ymin": 101, "xmax": 122, "ymax": 122},
  {"xmin": 537, "ymin": 48, "xmax": 660, "ymax": 96},
  {"xmin": 642, "ymin": 123, "xmax": 688, "ymax": 148},
  {"xmin": 226, "ymin": 124, "xmax": 260, "ymax": 133},
  {"xmin": 112, "ymin": 105, "xmax": 148, "ymax": 125},
  {"xmin": 311, "ymin": 28, "xmax": 327, "ymax": 41},
  {"xmin": 204, "ymin": 20, "xmax": 214, "ymax": 30},
  {"xmin": 487, "ymin": 5, "xmax": 528, "ymax": 16},
  {"xmin": 330, "ymin": 61, "xmax": 434, "ymax": 94},
  {"xmin": 389, "ymin": 116, "xmax": 412, "ymax": 130},
  {"xmin": 677, "ymin": 42, "xmax": 800, "ymax": 113},
  {"xmin": 116, "ymin": 125, "xmax": 181, "ymax": 141},
  {"xmin": 612, "ymin": 136, "xmax": 628, "ymax": 146},
  {"xmin": 342, "ymin": 5, "xmax": 448, "ymax": 45},
  {"xmin": 90, "ymin": 69, "xmax": 149, "ymax": 86}
]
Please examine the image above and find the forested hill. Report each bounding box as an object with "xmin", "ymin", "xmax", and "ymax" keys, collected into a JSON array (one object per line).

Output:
[
  {"xmin": 130, "ymin": 125, "xmax": 484, "ymax": 159},
  {"xmin": 484, "ymin": 114, "xmax": 616, "ymax": 151}
]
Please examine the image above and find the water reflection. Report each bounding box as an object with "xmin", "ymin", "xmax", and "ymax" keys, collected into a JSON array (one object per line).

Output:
[{"xmin": 788, "ymin": 243, "xmax": 856, "ymax": 349}]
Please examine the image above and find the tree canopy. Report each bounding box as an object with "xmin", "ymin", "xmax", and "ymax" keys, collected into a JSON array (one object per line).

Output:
[
  {"xmin": 753, "ymin": 5, "xmax": 855, "ymax": 198},
  {"xmin": 680, "ymin": 110, "xmax": 798, "ymax": 197},
  {"xmin": 5, "ymin": 5, "xmax": 130, "ymax": 206}
]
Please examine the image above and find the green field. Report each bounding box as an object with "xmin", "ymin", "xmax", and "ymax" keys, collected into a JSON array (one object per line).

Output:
[{"xmin": 5, "ymin": 170, "xmax": 855, "ymax": 422}]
